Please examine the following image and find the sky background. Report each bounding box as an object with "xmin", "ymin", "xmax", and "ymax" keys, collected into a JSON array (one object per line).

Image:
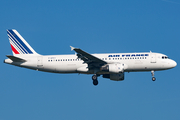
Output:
[{"xmin": 0, "ymin": 0, "xmax": 180, "ymax": 120}]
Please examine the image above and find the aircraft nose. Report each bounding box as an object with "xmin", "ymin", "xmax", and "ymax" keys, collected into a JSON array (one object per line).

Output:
[{"xmin": 171, "ymin": 60, "xmax": 177, "ymax": 68}]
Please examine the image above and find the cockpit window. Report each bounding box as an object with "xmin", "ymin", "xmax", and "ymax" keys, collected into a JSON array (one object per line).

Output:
[{"xmin": 162, "ymin": 56, "xmax": 169, "ymax": 59}]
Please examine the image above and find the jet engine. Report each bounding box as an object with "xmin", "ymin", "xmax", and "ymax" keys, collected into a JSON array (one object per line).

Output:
[
  {"xmin": 103, "ymin": 73, "xmax": 124, "ymax": 81},
  {"xmin": 100, "ymin": 63, "xmax": 124, "ymax": 73}
]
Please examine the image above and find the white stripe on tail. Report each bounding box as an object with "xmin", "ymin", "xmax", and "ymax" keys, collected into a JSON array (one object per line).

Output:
[{"xmin": 7, "ymin": 29, "xmax": 38, "ymax": 55}]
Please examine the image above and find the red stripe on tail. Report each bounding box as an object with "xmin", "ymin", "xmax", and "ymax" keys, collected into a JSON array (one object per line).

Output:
[{"xmin": 10, "ymin": 44, "xmax": 19, "ymax": 54}]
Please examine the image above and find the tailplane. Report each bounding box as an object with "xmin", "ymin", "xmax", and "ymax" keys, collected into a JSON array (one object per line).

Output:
[
  {"xmin": 6, "ymin": 55, "xmax": 26, "ymax": 62},
  {"xmin": 7, "ymin": 29, "xmax": 38, "ymax": 55}
]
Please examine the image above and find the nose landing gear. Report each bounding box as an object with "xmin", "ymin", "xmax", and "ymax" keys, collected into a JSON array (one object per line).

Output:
[{"xmin": 151, "ymin": 70, "xmax": 156, "ymax": 81}]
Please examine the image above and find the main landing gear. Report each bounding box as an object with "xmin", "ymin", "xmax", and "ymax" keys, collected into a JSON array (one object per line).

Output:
[
  {"xmin": 151, "ymin": 70, "xmax": 156, "ymax": 81},
  {"xmin": 92, "ymin": 74, "xmax": 99, "ymax": 86}
]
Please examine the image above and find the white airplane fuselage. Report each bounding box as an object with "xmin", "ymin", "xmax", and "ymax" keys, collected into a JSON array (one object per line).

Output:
[
  {"xmin": 4, "ymin": 29, "xmax": 177, "ymax": 85},
  {"xmin": 4, "ymin": 52, "xmax": 176, "ymax": 74}
]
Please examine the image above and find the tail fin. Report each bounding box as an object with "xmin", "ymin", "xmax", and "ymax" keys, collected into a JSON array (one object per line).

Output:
[{"xmin": 7, "ymin": 29, "xmax": 38, "ymax": 55}]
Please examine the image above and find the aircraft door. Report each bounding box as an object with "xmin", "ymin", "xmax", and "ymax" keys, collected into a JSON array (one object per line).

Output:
[
  {"xmin": 150, "ymin": 54, "xmax": 156, "ymax": 63},
  {"xmin": 37, "ymin": 56, "xmax": 43, "ymax": 68}
]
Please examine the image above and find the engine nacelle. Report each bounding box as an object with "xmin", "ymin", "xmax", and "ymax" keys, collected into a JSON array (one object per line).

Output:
[
  {"xmin": 103, "ymin": 73, "xmax": 124, "ymax": 81},
  {"xmin": 100, "ymin": 63, "xmax": 124, "ymax": 73}
]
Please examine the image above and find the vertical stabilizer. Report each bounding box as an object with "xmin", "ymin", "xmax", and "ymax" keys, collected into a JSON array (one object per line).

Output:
[{"xmin": 7, "ymin": 29, "xmax": 38, "ymax": 55}]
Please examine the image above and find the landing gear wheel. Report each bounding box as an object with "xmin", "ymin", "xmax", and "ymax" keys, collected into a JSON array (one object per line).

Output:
[
  {"xmin": 152, "ymin": 77, "xmax": 156, "ymax": 81},
  {"xmin": 93, "ymin": 80, "xmax": 98, "ymax": 86},
  {"xmin": 151, "ymin": 70, "xmax": 156, "ymax": 81},
  {"xmin": 92, "ymin": 74, "xmax": 99, "ymax": 86},
  {"xmin": 92, "ymin": 75, "xmax": 97, "ymax": 80}
]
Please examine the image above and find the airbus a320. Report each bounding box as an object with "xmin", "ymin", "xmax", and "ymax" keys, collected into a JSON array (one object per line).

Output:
[{"xmin": 4, "ymin": 29, "xmax": 177, "ymax": 85}]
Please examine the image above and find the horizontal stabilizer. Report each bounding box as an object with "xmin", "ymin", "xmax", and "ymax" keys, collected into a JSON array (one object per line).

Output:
[{"xmin": 6, "ymin": 55, "xmax": 26, "ymax": 62}]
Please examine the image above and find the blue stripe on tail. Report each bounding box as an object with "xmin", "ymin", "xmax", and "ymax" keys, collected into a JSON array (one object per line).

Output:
[{"xmin": 7, "ymin": 30, "xmax": 33, "ymax": 54}]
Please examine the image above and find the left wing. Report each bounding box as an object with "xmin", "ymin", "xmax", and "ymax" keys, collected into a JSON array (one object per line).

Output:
[{"xmin": 70, "ymin": 46, "xmax": 107, "ymax": 68}]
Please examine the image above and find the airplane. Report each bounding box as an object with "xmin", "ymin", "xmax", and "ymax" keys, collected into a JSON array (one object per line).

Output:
[{"xmin": 4, "ymin": 29, "xmax": 177, "ymax": 86}]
